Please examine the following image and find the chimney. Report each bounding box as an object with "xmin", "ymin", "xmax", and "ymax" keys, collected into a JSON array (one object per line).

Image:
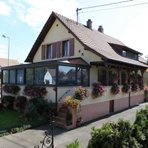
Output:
[
  {"xmin": 87, "ymin": 19, "xmax": 92, "ymax": 29},
  {"xmin": 98, "ymin": 25, "xmax": 104, "ymax": 33}
]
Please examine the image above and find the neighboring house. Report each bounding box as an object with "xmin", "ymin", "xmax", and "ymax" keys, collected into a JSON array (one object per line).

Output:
[
  {"xmin": 0, "ymin": 58, "xmax": 19, "ymax": 99},
  {"xmin": 0, "ymin": 58, "xmax": 19, "ymax": 81},
  {"xmin": 139, "ymin": 56, "xmax": 148, "ymax": 85},
  {"xmin": 1, "ymin": 12, "xmax": 148, "ymax": 128},
  {"xmin": 144, "ymin": 69, "xmax": 148, "ymax": 85}
]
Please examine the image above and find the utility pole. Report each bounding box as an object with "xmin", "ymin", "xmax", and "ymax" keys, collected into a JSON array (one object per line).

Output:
[{"xmin": 76, "ymin": 8, "xmax": 82, "ymax": 24}]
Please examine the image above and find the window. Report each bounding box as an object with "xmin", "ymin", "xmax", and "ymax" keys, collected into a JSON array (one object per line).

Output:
[
  {"xmin": 77, "ymin": 67, "xmax": 89, "ymax": 86},
  {"xmin": 26, "ymin": 68, "xmax": 34, "ymax": 84},
  {"xmin": 121, "ymin": 71, "xmax": 127, "ymax": 85},
  {"xmin": 47, "ymin": 44, "xmax": 53, "ymax": 59},
  {"xmin": 82, "ymin": 68, "xmax": 89, "ymax": 86},
  {"xmin": 35, "ymin": 67, "xmax": 45, "ymax": 85},
  {"xmin": 44, "ymin": 68, "xmax": 56, "ymax": 85},
  {"xmin": 62, "ymin": 40, "xmax": 70, "ymax": 57},
  {"xmin": 58, "ymin": 66, "xmax": 76, "ymax": 85},
  {"xmin": 122, "ymin": 50, "xmax": 127, "ymax": 57},
  {"xmin": 98, "ymin": 69, "xmax": 107, "ymax": 85},
  {"xmin": 17, "ymin": 69, "xmax": 24, "ymax": 84},
  {"xmin": 2, "ymin": 70, "xmax": 9, "ymax": 83},
  {"xmin": 10, "ymin": 69, "xmax": 16, "ymax": 84}
]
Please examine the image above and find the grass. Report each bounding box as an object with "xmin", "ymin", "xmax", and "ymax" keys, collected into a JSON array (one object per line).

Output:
[
  {"xmin": 0, "ymin": 109, "xmax": 21, "ymax": 129},
  {"xmin": 0, "ymin": 109, "xmax": 47, "ymax": 137}
]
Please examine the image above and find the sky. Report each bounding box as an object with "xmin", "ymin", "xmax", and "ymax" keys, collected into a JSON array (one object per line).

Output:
[{"xmin": 0, "ymin": 0, "xmax": 148, "ymax": 63}]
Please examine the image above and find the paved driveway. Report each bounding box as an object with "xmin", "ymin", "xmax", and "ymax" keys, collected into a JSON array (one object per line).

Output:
[{"xmin": 0, "ymin": 102, "xmax": 147, "ymax": 148}]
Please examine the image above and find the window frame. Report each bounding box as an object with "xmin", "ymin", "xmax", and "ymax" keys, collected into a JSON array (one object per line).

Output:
[
  {"xmin": 16, "ymin": 69, "xmax": 25, "ymax": 85},
  {"xmin": 62, "ymin": 40, "xmax": 70, "ymax": 57},
  {"xmin": 46, "ymin": 44, "xmax": 53, "ymax": 59}
]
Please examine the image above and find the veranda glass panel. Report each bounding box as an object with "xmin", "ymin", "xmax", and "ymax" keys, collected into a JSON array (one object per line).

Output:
[
  {"xmin": 77, "ymin": 67, "xmax": 81, "ymax": 85},
  {"xmin": 3, "ymin": 70, "xmax": 9, "ymax": 83},
  {"xmin": 82, "ymin": 68, "xmax": 89, "ymax": 86},
  {"xmin": 10, "ymin": 69, "xmax": 16, "ymax": 84},
  {"xmin": 17, "ymin": 69, "xmax": 24, "ymax": 84},
  {"xmin": 58, "ymin": 65, "xmax": 76, "ymax": 85},
  {"xmin": 44, "ymin": 68, "xmax": 56, "ymax": 85},
  {"xmin": 26, "ymin": 68, "xmax": 34, "ymax": 84},
  {"xmin": 35, "ymin": 67, "xmax": 45, "ymax": 85}
]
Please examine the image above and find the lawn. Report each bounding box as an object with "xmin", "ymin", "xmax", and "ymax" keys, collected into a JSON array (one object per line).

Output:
[
  {"xmin": 0, "ymin": 109, "xmax": 21, "ymax": 129},
  {"xmin": 0, "ymin": 109, "xmax": 47, "ymax": 136}
]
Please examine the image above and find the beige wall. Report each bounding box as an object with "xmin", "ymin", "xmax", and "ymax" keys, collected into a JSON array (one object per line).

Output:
[
  {"xmin": 144, "ymin": 71, "xmax": 148, "ymax": 85},
  {"xmin": 33, "ymin": 19, "xmax": 101, "ymax": 64}
]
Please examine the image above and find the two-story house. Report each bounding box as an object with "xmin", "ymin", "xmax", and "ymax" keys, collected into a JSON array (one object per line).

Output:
[{"xmin": 1, "ymin": 12, "xmax": 147, "ymax": 128}]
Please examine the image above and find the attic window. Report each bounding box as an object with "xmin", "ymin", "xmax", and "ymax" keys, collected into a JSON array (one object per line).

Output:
[{"xmin": 122, "ymin": 50, "xmax": 127, "ymax": 57}]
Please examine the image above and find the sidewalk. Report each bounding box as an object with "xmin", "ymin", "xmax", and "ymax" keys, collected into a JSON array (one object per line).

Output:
[{"xmin": 0, "ymin": 102, "xmax": 147, "ymax": 148}]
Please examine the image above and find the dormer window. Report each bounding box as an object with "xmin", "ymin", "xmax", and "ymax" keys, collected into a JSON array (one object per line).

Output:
[
  {"xmin": 62, "ymin": 40, "xmax": 70, "ymax": 57},
  {"xmin": 122, "ymin": 50, "xmax": 127, "ymax": 57}
]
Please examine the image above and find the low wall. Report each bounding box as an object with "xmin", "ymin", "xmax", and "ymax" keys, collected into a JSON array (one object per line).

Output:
[
  {"xmin": 81, "ymin": 101, "xmax": 109, "ymax": 123},
  {"xmin": 130, "ymin": 94, "xmax": 145, "ymax": 107},
  {"xmin": 114, "ymin": 97, "xmax": 129, "ymax": 112}
]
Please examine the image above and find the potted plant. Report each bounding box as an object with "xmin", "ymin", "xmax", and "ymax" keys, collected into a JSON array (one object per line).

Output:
[
  {"xmin": 74, "ymin": 86, "xmax": 89, "ymax": 101},
  {"xmin": 122, "ymin": 83, "xmax": 130, "ymax": 93},
  {"xmin": 91, "ymin": 82, "xmax": 105, "ymax": 98},
  {"xmin": 3, "ymin": 84, "xmax": 20, "ymax": 95},
  {"xmin": 110, "ymin": 83, "xmax": 120, "ymax": 95}
]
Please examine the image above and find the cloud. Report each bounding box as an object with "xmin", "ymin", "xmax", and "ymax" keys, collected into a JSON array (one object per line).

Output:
[
  {"xmin": 9, "ymin": 0, "xmax": 78, "ymax": 30},
  {"xmin": 0, "ymin": 44, "xmax": 7, "ymax": 58},
  {"xmin": 0, "ymin": 1, "xmax": 11, "ymax": 15}
]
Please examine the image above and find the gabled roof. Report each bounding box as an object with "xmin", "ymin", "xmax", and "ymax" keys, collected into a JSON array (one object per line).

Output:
[
  {"xmin": 25, "ymin": 12, "xmax": 147, "ymax": 68},
  {"xmin": 0, "ymin": 58, "xmax": 19, "ymax": 67}
]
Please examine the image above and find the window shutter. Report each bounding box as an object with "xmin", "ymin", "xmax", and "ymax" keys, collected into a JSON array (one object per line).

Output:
[
  {"xmin": 56, "ymin": 41, "xmax": 62, "ymax": 58},
  {"xmin": 41, "ymin": 45, "xmax": 46, "ymax": 60},
  {"xmin": 69, "ymin": 38, "xmax": 74, "ymax": 56}
]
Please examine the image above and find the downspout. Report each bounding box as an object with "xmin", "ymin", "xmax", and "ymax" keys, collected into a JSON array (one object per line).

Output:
[
  {"xmin": 55, "ymin": 64, "xmax": 58, "ymax": 115},
  {"xmin": 0, "ymin": 69, "xmax": 3, "ymax": 103},
  {"xmin": 128, "ymin": 69, "xmax": 131, "ymax": 108}
]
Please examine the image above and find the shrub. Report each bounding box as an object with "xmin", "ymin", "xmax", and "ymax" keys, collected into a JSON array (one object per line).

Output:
[
  {"xmin": 2, "ymin": 95, "xmax": 15, "ymax": 109},
  {"xmin": 16, "ymin": 96, "xmax": 27, "ymax": 112},
  {"xmin": 133, "ymin": 106, "xmax": 148, "ymax": 148},
  {"xmin": 66, "ymin": 139, "xmax": 80, "ymax": 148},
  {"xmin": 24, "ymin": 97, "xmax": 51, "ymax": 120},
  {"xmin": 110, "ymin": 83, "xmax": 120, "ymax": 95},
  {"xmin": 91, "ymin": 82, "xmax": 105, "ymax": 98},
  {"xmin": 88, "ymin": 119, "xmax": 140, "ymax": 148},
  {"xmin": 3, "ymin": 85, "xmax": 20, "ymax": 95}
]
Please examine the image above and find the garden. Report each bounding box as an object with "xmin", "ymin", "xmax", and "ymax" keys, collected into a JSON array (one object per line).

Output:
[{"xmin": 0, "ymin": 85, "xmax": 53, "ymax": 137}]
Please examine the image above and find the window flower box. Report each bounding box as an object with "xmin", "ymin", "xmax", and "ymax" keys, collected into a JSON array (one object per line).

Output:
[
  {"xmin": 110, "ymin": 83, "xmax": 120, "ymax": 95},
  {"xmin": 91, "ymin": 82, "xmax": 105, "ymax": 98},
  {"xmin": 122, "ymin": 83, "xmax": 130, "ymax": 93}
]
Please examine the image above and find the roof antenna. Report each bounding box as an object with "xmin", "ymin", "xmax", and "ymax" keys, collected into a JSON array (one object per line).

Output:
[{"xmin": 76, "ymin": 8, "xmax": 82, "ymax": 24}]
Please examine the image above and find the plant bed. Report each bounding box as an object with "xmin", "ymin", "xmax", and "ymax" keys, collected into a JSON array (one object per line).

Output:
[{"xmin": 0, "ymin": 109, "xmax": 47, "ymax": 137}]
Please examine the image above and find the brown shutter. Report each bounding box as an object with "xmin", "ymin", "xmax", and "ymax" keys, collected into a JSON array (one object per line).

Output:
[
  {"xmin": 56, "ymin": 41, "xmax": 62, "ymax": 58},
  {"xmin": 69, "ymin": 38, "xmax": 74, "ymax": 56},
  {"xmin": 41, "ymin": 45, "xmax": 46, "ymax": 60}
]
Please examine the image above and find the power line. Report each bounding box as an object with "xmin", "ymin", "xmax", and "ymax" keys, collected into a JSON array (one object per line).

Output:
[
  {"xmin": 76, "ymin": 0, "xmax": 134, "ymax": 23},
  {"xmin": 80, "ymin": 0, "xmax": 134, "ymax": 10},
  {"xmin": 80, "ymin": 1, "xmax": 148, "ymax": 14}
]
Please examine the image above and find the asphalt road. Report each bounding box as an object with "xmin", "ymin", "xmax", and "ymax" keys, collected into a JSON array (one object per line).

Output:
[{"xmin": 0, "ymin": 102, "xmax": 147, "ymax": 148}]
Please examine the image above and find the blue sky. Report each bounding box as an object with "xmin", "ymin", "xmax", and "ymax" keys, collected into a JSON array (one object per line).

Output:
[{"xmin": 0, "ymin": 0, "xmax": 148, "ymax": 63}]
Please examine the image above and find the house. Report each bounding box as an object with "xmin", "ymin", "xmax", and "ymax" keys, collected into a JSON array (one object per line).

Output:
[{"xmin": 1, "ymin": 12, "xmax": 148, "ymax": 128}]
